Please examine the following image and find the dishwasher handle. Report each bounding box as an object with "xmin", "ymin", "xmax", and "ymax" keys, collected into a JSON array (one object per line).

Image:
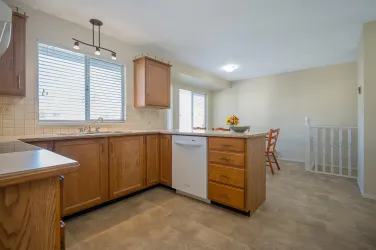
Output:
[{"xmin": 174, "ymin": 140, "xmax": 204, "ymax": 147}]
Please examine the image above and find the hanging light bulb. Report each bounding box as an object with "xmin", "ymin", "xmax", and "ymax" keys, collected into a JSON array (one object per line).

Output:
[
  {"xmin": 95, "ymin": 47, "xmax": 100, "ymax": 55},
  {"xmin": 73, "ymin": 41, "xmax": 80, "ymax": 50},
  {"xmin": 111, "ymin": 52, "xmax": 117, "ymax": 60}
]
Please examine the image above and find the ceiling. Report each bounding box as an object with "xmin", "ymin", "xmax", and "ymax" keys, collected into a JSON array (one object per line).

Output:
[{"xmin": 14, "ymin": 0, "xmax": 376, "ymax": 81}]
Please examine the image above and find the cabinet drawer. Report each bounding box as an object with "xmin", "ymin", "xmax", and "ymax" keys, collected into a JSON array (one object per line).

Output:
[
  {"xmin": 208, "ymin": 164, "xmax": 244, "ymax": 188},
  {"xmin": 209, "ymin": 150, "xmax": 245, "ymax": 167},
  {"xmin": 208, "ymin": 181, "xmax": 244, "ymax": 210},
  {"xmin": 209, "ymin": 138, "xmax": 245, "ymax": 152}
]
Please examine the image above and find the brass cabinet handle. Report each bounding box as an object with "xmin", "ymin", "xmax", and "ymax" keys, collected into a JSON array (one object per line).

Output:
[
  {"xmin": 219, "ymin": 174, "xmax": 230, "ymax": 179},
  {"xmin": 218, "ymin": 157, "xmax": 230, "ymax": 161},
  {"xmin": 17, "ymin": 75, "xmax": 21, "ymax": 89},
  {"xmin": 219, "ymin": 193, "xmax": 229, "ymax": 199},
  {"xmin": 221, "ymin": 144, "xmax": 232, "ymax": 147}
]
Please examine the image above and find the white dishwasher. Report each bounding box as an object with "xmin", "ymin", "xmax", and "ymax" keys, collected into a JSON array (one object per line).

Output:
[{"xmin": 172, "ymin": 135, "xmax": 208, "ymax": 201}]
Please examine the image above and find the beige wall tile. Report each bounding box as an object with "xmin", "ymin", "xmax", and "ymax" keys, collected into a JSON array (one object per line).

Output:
[
  {"xmin": 3, "ymin": 120, "xmax": 14, "ymax": 128},
  {"xmin": 3, "ymin": 128, "xmax": 14, "ymax": 136},
  {"xmin": 25, "ymin": 127, "xmax": 35, "ymax": 135},
  {"xmin": 15, "ymin": 120, "xmax": 25, "ymax": 128},
  {"xmin": 43, "ymin": 128, "xmax": 53, "ymax": 134},
  {"xmin": 14, "ymin": 128, "xmax": 25, "ymax": 136},
  {"xmin": 25, "ymin": 119, "xmax": 35, "ymax": 128}
]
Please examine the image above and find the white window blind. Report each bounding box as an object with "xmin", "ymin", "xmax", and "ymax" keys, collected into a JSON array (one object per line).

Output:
[{"xmin": 38, "ymin": 43, "xmax": 125, "ymax": 122}]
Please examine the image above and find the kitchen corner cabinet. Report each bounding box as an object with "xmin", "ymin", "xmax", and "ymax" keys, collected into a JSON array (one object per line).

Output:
[
  {"xmin": 54, "ymin": 138, "xmax": 109, "ymax": 216},
  {"xmin": 0, "ymin": 13, "xmax": 26, "ymax": 96},
  {"xmin": 146, "ymin": 135, "xmax": 160, "ymax": 187},
  {"xmin": 133, "ymin": 56, "xmax": 171, "ymax": 108},
  {"xmin": 109, "ymin": 136, "xmax": 145, "ymax": 199},
  {"xmin": 160, "ymin": 135, "xmax": 172, "ymax": 187}
]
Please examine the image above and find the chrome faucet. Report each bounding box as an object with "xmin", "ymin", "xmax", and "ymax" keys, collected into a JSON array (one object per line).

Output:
[
  {"xmin": 88, "ymin": 117, "xmax": 104, "ymax": 132},
  {"xmin": 78, "ymin": 117, "xmax": 104, "ymax": 133}
]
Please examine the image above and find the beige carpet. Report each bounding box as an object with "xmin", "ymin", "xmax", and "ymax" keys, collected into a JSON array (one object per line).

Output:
[{"xmin": 66, "ymin": 161, "xmax": 376, "ymax": 250}]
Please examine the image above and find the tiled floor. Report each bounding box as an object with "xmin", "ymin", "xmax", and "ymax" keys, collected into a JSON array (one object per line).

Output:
[{"xmin": 66, "ymin": 161, "xmax": 376, "ymax": 250}]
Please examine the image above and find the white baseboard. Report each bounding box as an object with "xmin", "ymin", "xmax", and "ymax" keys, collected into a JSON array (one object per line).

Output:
[
  {"xmin": 358, "ymin": 178, "xmax": 364, "ymax": 195},
  {"xmin": 278, "ymin": 158, "xmax": 305, "ymax": 163},
  {"xmin": 362, "ymin": 193, "xmax": 376, "ymax": 200}
]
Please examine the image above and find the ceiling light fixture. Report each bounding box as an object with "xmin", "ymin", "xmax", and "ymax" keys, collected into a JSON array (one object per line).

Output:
[
  {"xmin": 73, "ymin": 41, "xmax": 80, "ymax": 50},
  {"xmin": 222, "ymin": 64, "xmax": 238, "ymax": 72},
  {"xmin": 95, "ymin": 47, "xmax": 100, "ymax": 55},
  {"xmin": 72, "ymin": 19, "xmax": 116, "ymax": 60}
]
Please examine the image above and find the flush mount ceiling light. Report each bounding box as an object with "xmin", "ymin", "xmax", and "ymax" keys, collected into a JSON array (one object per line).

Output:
[
  {"xmin": 222, "ymin": 64, "xmax": 238, "ymax": 72},
  {"xmin": 72, "ymin": 19, "xmax": 116, "ymax": 60}
]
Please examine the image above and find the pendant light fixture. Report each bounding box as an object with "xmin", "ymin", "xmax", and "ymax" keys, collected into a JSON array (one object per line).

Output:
[{"xmin": 72, "ymin": 19, "xmax": 116, "ymax": 60}]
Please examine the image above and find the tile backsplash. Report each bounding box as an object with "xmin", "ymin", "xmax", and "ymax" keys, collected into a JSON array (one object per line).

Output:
[{"xmin": 0, "ymin": 97, "xmax": 167, "ymax": 136}]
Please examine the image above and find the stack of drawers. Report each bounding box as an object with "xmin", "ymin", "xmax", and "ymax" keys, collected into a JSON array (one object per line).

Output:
[{"xmin": 208, "ymin": 137, "xmax": 246, "ymax": 210}]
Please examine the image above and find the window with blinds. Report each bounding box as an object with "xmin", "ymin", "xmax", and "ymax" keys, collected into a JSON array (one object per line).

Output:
[{"xmin": 38, "ymin": 43, "xmax": 125, "ymax": 122}]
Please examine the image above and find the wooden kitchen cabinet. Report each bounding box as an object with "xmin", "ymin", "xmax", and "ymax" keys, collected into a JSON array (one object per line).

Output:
[
  {"xmin": 133, "ymin": 56, "xmax": 171, "ymax": 108},
  {"xmin": 0, "ymin": 13, "xmax": 26, "ymax": 96},
  {"xmin": 109, "ymin": 136, "xmax": 145, "ymax": 199},
  {"xmin": 27, "ymin": 141, "xmax": 53, "ymax": 151},
  {"xmin": 160, "ymin": 135, "xmax": 172, "ymax": 187},
  {"xmin": 54, "ymin": 138, "xmax": 109, "ymax": 216},
  {"xmin": 146, "ymin": 135, "xmax": 160, "ymax": 187}
]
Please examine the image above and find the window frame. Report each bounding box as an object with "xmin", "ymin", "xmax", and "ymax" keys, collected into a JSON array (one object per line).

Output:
[
  {"xmin": 37, "ymin": 42, "xmax": 126, "ymax": 125},
  {"xmin": 191, "ymin": 92, "xmax": 206, "ymax": 129},
  {"xmin": 178, "ymin": 89, "xmax": 207, "ymax": 130}
]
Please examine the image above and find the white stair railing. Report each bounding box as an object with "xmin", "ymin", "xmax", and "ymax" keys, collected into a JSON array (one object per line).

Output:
[{"xmin": 306, "ymin": 126, "xmax": 357, "ymax": 178}]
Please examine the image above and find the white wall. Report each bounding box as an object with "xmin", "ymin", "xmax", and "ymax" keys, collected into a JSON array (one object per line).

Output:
[
  {"xmin": 0, "ymin": 1, "xmax": 223, "ymax": 136},
  {"xmin": 358, "ymin": 20, "xmax": 376, "ymax": 199},
  {"xmin": 212, "ymin": 62, "xmax": 357, "ymax": 162}
]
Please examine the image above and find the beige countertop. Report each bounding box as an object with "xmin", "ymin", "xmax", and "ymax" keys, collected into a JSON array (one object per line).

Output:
[
  {"xmin": 0, "ymin": 129, "xmax": 267, "ymax": 143},
  {"xmin": 0, "ymin": 129, "xmax": 266, "ymax": 186},
  {"xmin": 0, "ymin": 141, "xmax": 79, "ymax": 187}
]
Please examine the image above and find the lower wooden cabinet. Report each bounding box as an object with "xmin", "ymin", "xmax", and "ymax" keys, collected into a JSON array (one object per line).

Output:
[
  {"xmin": 109, "ymin": 136, "xmax": 145, "ymax": 199},
  {"xmin": 160, "ymin": 135, "xmax": 172, "ymax": 187},
  {"xmin": 54, "ymin": 138, "xmax": 109, "ymax": 216},
  {"xmin": 146, "ymin": 135, "xmax": 160, "ymax": 187},
  {"xmin": 27, "ymin": 141, "xmax": 53, "ymax": 151}
]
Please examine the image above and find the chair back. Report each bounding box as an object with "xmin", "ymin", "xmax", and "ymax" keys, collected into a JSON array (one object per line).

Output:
[
  {"xmin": 212, "ymin": 127, "xmax": 230, "ymax": 131},
  {"xmin": 193, "ymin": 127, "xmax": 206, "ymax": 130},
  {"xmin": 266, "ymin": 128, "xmax": 280, "ymax": 152}
]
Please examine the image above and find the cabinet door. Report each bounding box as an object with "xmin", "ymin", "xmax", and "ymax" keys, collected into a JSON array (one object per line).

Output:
[
  {"xmin": 160, "ymin": 135, "xmax": 172, "ymax": 187},
  {"xmin": 12, "ymin": 14, "xmax": 26, "ymax": 96},
  {"xmin": 145, "ymin": 59, "xmax": 170, "ymax": 107},
  {"xmin": 109, "ymin": 136, "xmax": 145, "ymax": 199},
  {"xmin": 0, "ymin": 18, "xmax": 15, "ymax": 94},
  {"xmin": 54, "ymin": 138, "xmax": 108, "ymax": 216},
  {"xmin": 0, "ymin": 14, "xmax": 26, "ymax": 96},
  {"xmin": 146, "ymin": 135, "xmax": 160, "ymax": 187}
]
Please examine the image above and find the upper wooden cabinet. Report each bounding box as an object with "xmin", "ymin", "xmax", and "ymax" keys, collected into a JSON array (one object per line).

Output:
[
  {"xmin": 160, "ymin": 135, "xmax": 172, "ymax": 187},
  {"xmin": 109, "ymin": 136, "xmax": 146, "ymax": 199},
  {"xmin": 146, "ymin": 135, "xmax": 160, "ymax": 187},
  {"xmin": 133, "ymin": 56, "xmax": 171, "ymax": 108},
  {"xmin": 54, "ymin": 138, "xmax": 109, "ymax": 216},
  {"xmin": 0, "ymin": 13, "xmax": 26, "ymax": 96}
]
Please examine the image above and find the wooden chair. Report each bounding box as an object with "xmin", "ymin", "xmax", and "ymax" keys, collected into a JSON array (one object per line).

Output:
[
  {"xmin": 212, "ymin": 127, "xmax": 230, "ymax": 131},
  {"xmin": 193, "ymin": 127, "xmax": 206, "ymax": 130},
  {"xmin": 265, "ymin": 128, "xmax": 281, "ymax": 175}
]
